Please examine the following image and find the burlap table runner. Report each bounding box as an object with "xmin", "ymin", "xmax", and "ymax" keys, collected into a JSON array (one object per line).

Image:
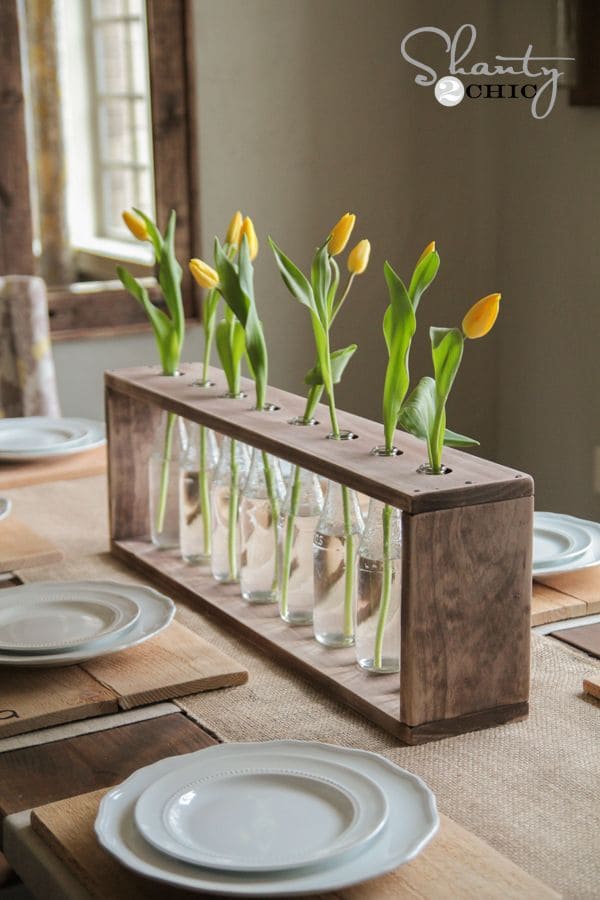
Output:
[{"xmin": 11, "ymin": 476, "xmax": 600, "ymax": 899}]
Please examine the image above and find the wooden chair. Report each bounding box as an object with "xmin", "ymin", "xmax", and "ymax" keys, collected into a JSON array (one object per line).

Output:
[{"xmin": 0, "ymin": 275, "xmax": 61, "ymax": 418}]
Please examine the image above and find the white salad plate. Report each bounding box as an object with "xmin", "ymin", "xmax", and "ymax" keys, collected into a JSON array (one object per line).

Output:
[
  {"xmin": 533, "ymin": 512, "xmax": 600, "ymax": 577},
  {"xmin": 134, "ymin": 751, "xmax": 388, "ymax": 873},
  {"xmin": 0, "ymin": 582, "xmax": 174, "ymax": 666},
  {"xmin": 0, "ymin": 583, "xmax": 140, "ymax": 653},
  {"xmin": 96, "ymin": 740, "xmax": 439, "ymax": 897},
  {"xmin": 0, "ymin": 498, "xmax": 11, "ymax": 521},
  {"xmin": 0, "ymin": 417, "xmax": 106, "ymax": 461}
]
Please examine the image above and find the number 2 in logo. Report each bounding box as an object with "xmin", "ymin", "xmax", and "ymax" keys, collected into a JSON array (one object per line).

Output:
[{"xmin": 434, "ymin": 76, "xmax": 465, "ymax": 107}]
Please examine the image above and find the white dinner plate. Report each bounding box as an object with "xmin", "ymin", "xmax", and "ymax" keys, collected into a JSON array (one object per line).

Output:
[
  {"xmin": 533, "ymin": 513, "xmax": 600, "ymax": 577},
  {"xmin": 96, "ymin": 740, "xmax": 439, "ymax": 897},
  {"xmin": 0, "ymin": 582, "xmax": 174, "ymax": 666},
  {"xmin": 0, "ymin": 584, "xmax": 140, "ymax": 653},
  {"xmin": 0, "ymin": 498, "xmax": 11, "ymax": 522},
  {"xmin": 0, "ymin": 417, "xmax": 106, "ymax": 461},
  {"xmin": 533, "ymin": 512, "xmax": 592, "ymax": 568},
  {"xmin": 134, "ymin": 751, "xmax": 388, "ymax": 872}
]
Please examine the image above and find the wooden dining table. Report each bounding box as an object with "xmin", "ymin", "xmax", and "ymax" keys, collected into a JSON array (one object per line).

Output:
[{"xmin": 0, "ymin": 455, "xmax": 598, "ymax": 900}]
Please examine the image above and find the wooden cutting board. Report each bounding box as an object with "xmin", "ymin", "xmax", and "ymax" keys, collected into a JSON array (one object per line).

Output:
[
  {"xmin": 552, "ymin": 622, "xmax": 600, "ymax": 659},
  {"xmin": 0, "ymin": 519, "xmax": 63, "ymax": 572},
  {"xmin": 0, "ymin": 445, "xmax": 106, "ymax": 491},
  {"xmin": 0, "ymin": 620, "xmax": 248, "ymax": 739},
  {"xmin": 29, "ymin": 788, "xmax": 559, "ymax": 899}
]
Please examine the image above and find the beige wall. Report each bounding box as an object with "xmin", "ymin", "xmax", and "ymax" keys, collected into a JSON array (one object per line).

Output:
[{"xmin": 54, "ymin": 0, "xmax": 598, "ymax": 518}]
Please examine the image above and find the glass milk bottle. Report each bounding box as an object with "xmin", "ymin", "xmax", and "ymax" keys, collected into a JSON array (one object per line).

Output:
[
  {"xmin": 148, "ymin": 413, "xmax": 188, "ymax": 550},
  {"xmin": 240, "ymin": 449, "xmax": 285, "ymax": 604},
  {"xmin": 179, "ymin": 424, "xmax": 218, "ymax": 564},
  {"xmin": 313, "ymin": 481, "xmax": 363, "ymax": 647},
  {"xmin": 355, "ymin": 499, "xmax": 402, "ymax": 673},
  {"xmin": 210, "ymin": 436, "xmax": 250, "ymax": 583},
  {"xmin": 278, "ymin": 466, "xmax": 324, "ymax": 625}
]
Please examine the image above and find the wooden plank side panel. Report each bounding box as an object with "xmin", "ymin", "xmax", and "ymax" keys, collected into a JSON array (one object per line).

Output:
[
  {"xmin": 105, "ymin": 387, "xmax": 161, "ymax": 541},
  {"xmin": 0, "ymin": 0, "xmax": 34, "ymax": 275},
  {"xmin": 29, "ymin": 791, "xmax": 559, "ymax": 900},
  {"xmin": 105, "ymin": 365, "xmax": 533, "ymax": 516},
  {"xmin": 400, "ymin": 496, "xmax": 533, "ymax": 726}
]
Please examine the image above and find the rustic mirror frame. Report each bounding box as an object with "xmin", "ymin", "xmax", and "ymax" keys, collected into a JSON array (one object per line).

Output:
[{"xmin": 0, "ymin": 0, "xmax": 200, "ymax": 340}]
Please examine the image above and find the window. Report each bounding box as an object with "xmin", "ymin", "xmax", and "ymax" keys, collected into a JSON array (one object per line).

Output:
[{"xmin": 0, "ymin": 0, "xmax": 199, "ymax": 338}]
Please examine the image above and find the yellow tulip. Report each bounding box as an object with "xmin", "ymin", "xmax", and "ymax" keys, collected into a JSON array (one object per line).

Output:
[
  {"xmin": 328, "ymin": 213, "xmax": 356, "ymax": 256},
  {"xmin": 240, "ymin": 216, "xmax": 259, "ymax": 260},
  {"xmin": 462, "ymin": 292, "xmax": 501, "ymax": 339},
  {"xmin": 226, "ymin": 210, "xmax": 243, "ymax": 248},
  {"xmin": 122, "ymin": 210, "xmax": 148, "ymax": 242},
  {"xmin": 189, "ymin": 258, "xmax": 219, "ymax": 290},
  {"xmin": 347, "ymin": 239, "xmax": 371, "ymax": 275},
  {"xmin": 416, "ymin": 240, "xmax": 436, "ymax": 267}
]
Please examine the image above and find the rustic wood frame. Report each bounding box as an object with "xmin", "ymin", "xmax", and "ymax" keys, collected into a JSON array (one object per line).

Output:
[
  {"xmin": 0, "ymin": 0, "xmax": 200, "ymax": 340},
  {"xmin": 106, "ymin": 364, "xmax": 534, "ymax": 745},
  {"xmin": 569, "ymin": 0, "xmax": 600, "ymax": 106}
]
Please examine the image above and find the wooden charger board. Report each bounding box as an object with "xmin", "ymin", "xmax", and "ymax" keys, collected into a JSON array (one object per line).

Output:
[
  {"xmin": 0, "ymin": 445, "xmax": 106, "ymax": 491},
  {"xmin": 27, "ymin": 787, "xmax": 559, "ymax": 899},
  {"xmin": 0, "ymin": 621, "xmax": 247, "ymax": 739},
  {"xmin": 0, "ymin": 518, "xmax": 63, "ymax": 573}
]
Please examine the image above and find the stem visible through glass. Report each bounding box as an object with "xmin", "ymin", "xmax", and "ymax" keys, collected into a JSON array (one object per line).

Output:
[
  {"xmin": 341, "ymin": 482, "xmax": 355, "ymax": 640},
  {"xmin": 261, "ymin": 450, "xmax": 280, "ymax": 592},
  {"xmin": 156, "ymin": 412, "xmax": 176, "ymax": 534},
  {"xmin": 280, "ymin": 463, "xmax": 301, "ymax": 616},
  {"xmin": 374, "ymin": 502, "xmax": 393, "ymax": 668},
  {"xmin": 199, "ymin": 425, "xmax": 212, "ymax": 557},
  {"xmin": 227, "ymin": 437, "xmax": 239, "ymax": 580}
]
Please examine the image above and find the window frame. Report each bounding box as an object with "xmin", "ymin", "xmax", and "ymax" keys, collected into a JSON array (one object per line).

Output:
[{"xmin": 0, "ymin": 0, "xmax": 200, "ymax": 341}]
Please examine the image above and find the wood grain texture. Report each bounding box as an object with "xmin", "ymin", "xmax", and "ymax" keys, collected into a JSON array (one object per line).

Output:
[
  {"xmin": 583, "ymin": 675, "xmax": 600, "ymax": 699},
  {"xmin": 401, "ymin": 496, "xmax": 532, "ymax": 726},
  {"xmin": 0, "ymin": 1, "xmax": 34, "ymax": 276},
  {"xmin": 0, "ymin": 519, "xmax": 62, "ymax": 572},
  {"xmin": 0, "ymin": 667, "xmax": 116, "ymax": 740},
  {"xmin": 113, "ymin": 539, "xmax": 528, "ymax": 742},
  {"xmin": 146, "ymin": 0, "xmax": 199, "ymax": 319},
  {"xmin": 105, "ymin": 365, "xmax": 533, "ymax": 515},
  {"xmin": 29, "ymin": 789, "xmax": 559, "ymax": 899},
  {"xmin": 105, "ymin": 387, "xmax": 162, "ymax": 541},
  {"xmin": 531, "ymin": 582, "xmax": 588, "ymax": 626},
  {"xmin": 81, "ymin": 620, "xmax": 248, "ymax": 709},
  {"xmin": 0, "ymin": 713, "xmax": 215, "ymax": 823},
  {"xmin": 0, "ymin": 446, "xmax": 106, "ymax": 490},
  {"xmin": 535, "ymin": 565, "xmax": 600, "ymax": 614}
]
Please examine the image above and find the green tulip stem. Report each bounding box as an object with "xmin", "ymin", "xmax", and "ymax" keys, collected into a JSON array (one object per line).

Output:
[
  {"xmin": 156, "ymin": 411, "xmax": 176, "ymax": 535},
  {"xmin": 280, "ymin": 464, "xmax": 301, "ymax": 618},
  {"xmin": 261, "ymin": 451, "xmax": 280, "ymax": 591},
  {"xmin": 341, "ymin": 484, "xmax": 355, "ymax": 640},
  {"xmin": 199, "ymin": 425, "xmax": 212, "ymax": 557},
  {"xmin": 330, "ymin": 273, "xmax": 355, "ymax": 325},
  {"xmin": 227, "ymin": 437, "xmax": 239, "ymax": 581},
  {"xmin": 374, "ymin": 503, "xmax": 393, "ymax": 669}
]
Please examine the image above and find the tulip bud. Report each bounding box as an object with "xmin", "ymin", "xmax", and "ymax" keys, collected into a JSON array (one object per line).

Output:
[
  {"xmin": 347, "ymin": 239, "xmax": 371, "ymax": 275},
  {"xmin": 328, "ymin": 213, "xmax": 356, "ymax": 256},
  {"xmin": 240, "ymin": 216, "xmax": 259, "ymax": 260},
  {"xmin": 189, "ymin": 258, "xmax": 220, "ymax": 290},
  {"xmin": 462, "ymin": 293, "xmax": 501, "ymax": 339},
  {"xmin": 226, "ymin": 210, "xmax": 243, "ymax": 248},
  {"xmin": 416, "ymin": 240, "xmax": 436, "ymax": 267},
  {"xmin": 122, "ymin": 210, "xmax": 148, "ymax": 242}
]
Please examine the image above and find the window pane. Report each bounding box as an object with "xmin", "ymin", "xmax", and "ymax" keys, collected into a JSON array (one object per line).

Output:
[
  {"xmin": 129, "ymin": 21, "xmax": 147, "ymax": 95},
  {"xmin": 99, "ymin": 98, "xmax": 132, "ymax": 162},
  {"xmin": 102, "ymin": 167, "xmax": 135, "ymax": 236},
  {"xmin": 136, "ymin": 170, "xmax": 154, "ymax": 215},
  {"xmin": 133, "ymin": 99, "xmax": 151, "ymax": 165},
  {"xmin": 94, "ymin": 22, "xmax": 130, "ymax": 94},
  {"xmin": 92, "ymin": 0, "xmax": 125, "ymax": 18}
]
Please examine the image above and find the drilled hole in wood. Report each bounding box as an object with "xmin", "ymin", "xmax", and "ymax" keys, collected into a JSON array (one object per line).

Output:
[
  {"xmin": 288, "ymin": 416, "xmax": 319, "ymax": 427},
  {"xmin": 222, "ymin": 392, "xmax": 247, "ymax": 400},
  {"xmin": 327, "ymin": 430, "xmax": 359, "ymax": 441},
  {"xmin": 253, "ymin": 403, "xmax": 281, "ymax": 413}
]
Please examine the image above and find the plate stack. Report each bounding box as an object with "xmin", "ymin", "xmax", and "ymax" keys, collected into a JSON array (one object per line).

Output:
[
  {"xmin": 0, "ymin": 417, "xmax": 106, "ymax": 462},
  {"xmin": 0, "ymin": 581, "xmax": 174, "ymax": 667},
  {"xmin": 95, "ymin": 740, "xmax": 439, "ymax": 896},
  {"xmin": 534, "ymin": 511, "xmax": 600, "ymax": 577}
]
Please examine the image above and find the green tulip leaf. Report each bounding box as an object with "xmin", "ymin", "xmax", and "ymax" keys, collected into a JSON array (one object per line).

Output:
[
  {"xmin": 382, "ymin": 261, "xmax": 416, "ymax": 451},
  {"xmin": 158, "ymin": 211, "xmax": 184, "ymax": 350},
  {"xmin": 132, "ymin": 207, "xmax": 163, "ymax": 260},
  {"xmin": 117, "ymin": 265, "xmax": 176, "ymax": 374},
  {"xmin": 408, "ymin": 249, "xmax": 440, "ymax": 310},
  {"xmin": 269, "ymin": 237, "xmax": 315, "ymax": 312},
  {"xmin": 304, "ymin": 343, "xmax": 357, "ymax": 386},
  {"xmin": 311, "ymin": 240, "xmax": 331, "ymax": 326}
]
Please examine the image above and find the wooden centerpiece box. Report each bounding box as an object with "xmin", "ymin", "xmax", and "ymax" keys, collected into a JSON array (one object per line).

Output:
[{"xmin": 106, "ymin": 364, "xmax": 533, "ymax": 744}]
